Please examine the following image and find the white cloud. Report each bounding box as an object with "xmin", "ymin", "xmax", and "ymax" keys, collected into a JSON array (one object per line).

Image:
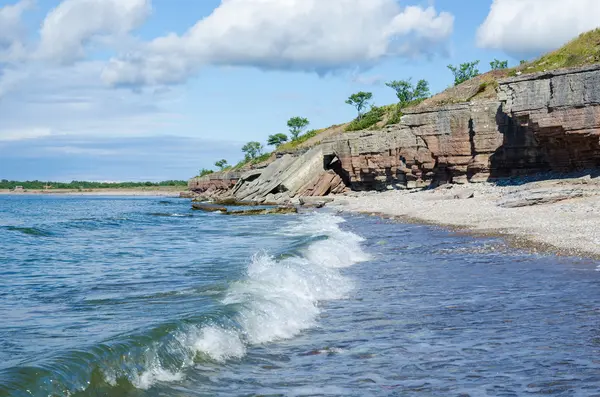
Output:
[
  {"xmin": 0, "ymin": 61, "xmax": 183, "ymax": 142},
  {"xmin": 0, "ymin": 128, "xmax": 52, "ymax": 142},
  {"xmin": 102, "ymin": 0, "xmax": 454, "ymax": 86},
  {"xmin": 477, "ymin": 0, "xmax": 600, "ymax": 55},
  {"xmin": 0, "ymin": 0, "xmax": 33, "ymax": 63},
  {"xmin": 38, "ymin": 0, "xmax": 151, "ymax": 64}
]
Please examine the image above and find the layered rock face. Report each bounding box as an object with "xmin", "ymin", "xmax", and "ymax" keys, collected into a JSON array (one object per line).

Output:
[
  {"xmin": 189, "ymin": 65, "xmax": 600, "ymax": 200},
  {"xmin": 188, "ymin": 171, "xmax": 241, "ymax": 198},
  {"xmin": 322, "ymin": 101, "xmax": 504, "ymax": 189},
  {"xmin": 494, "ymin": 65, "xmax": 600, "ymax": 176},
  {"xmin": 323, "ymin": 65, "xmax": 600, "ymax": 191}
]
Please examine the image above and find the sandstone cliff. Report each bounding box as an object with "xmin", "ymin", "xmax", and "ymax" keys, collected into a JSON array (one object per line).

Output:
[{"xmin": 189, "ymin": 65, "xmax": 600, "ymax": 202}]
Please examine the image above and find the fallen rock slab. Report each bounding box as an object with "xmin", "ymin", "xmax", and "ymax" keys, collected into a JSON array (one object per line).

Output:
[
  {"xmin": 299, "ymin": 196, "xmax": 335, "ymax": 206},
  {"xmin": 192, "ymin": 203, "xmax": 228, "ymax": 212},
  {"xmin": 498, "ymin": 189, "xmax": 585, "ymax": 208},
  {"xmin": 225, "ymin": 207, "xmax": 298, "ymax": 216}
]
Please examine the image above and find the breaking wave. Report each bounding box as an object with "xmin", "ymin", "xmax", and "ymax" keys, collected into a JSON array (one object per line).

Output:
[{"xmin": 0, "ymin": 213, "xmax": 369, "ymax": 397}]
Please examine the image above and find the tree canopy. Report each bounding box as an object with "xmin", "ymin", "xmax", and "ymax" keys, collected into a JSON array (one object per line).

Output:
[
  {"xmin": 214, "ymin": 159, "xmax": 229, "ymax": 170},
  {"xmin": 447, "ymin": 61, "xmax": 480, "ymax": 86},
  {"xmin": 490, "ymin": 59, "xmax": 508, "ymax": 70},
  {"xmin": 287, "ymin": 117, "xmax": 310, "ymax": 140},
  {"xmin": 267, "ymin": 133, "xmax": 289, "ymax": 146},
  {"xmin": 345, "ymin": 91, "xmax": 373, "ymax": 118},
  {"xmin": 242, "ymin": 141, "xmax": 263, "ymax": 160},
  {"xmin": 385, "ymin": 79, "xmax": 430, "ymax": 108}
]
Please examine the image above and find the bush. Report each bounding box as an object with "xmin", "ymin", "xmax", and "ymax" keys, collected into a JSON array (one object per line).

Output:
[{"xmin": 345, "ymin": 105, "xmax": 385, "ymax": 132}]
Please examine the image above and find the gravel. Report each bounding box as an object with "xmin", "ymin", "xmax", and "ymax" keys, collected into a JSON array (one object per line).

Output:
[{"xmin": 331, "ymin": 180, "xmax": 600, "ymax": 258}]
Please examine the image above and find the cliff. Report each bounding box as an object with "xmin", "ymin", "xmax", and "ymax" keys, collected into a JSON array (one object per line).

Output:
[
  {"xmin": 319, "ymin": 65, "xmax": 600, "ymax": 192},
  {"xmin": 189, "ymin": 65, "xmax": 600, "ymax": 203}
]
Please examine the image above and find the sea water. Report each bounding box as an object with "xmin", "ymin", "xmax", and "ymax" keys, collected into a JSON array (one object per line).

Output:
[{"xmin": 1, "ymin": 195, "xmax": 600, "ymax": 396}]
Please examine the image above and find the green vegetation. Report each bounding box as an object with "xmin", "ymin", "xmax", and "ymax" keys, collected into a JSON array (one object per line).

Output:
[
  {"xmin": 448, "ymin": 61, "xmax": 480, "ymax": 85},
  {"xmin": 199, "ymin": 169, "xmax": 214, "ymax": 177},
  {"xmin": 287, "ymin": 117, "xmax": 310, "ymax": 140},
  {"xmin": 518, "ymin": 28, "xmax": 600, "ymax": 74},
  {"xmin": 276, "ymin": 128, "xmax": 322, "ymax": 151},
  {"xmin": 214, "ymin": 159, "xmax": 229, "ymax": 170},
  {"xmin": 241, "ymin": 141, "xmax": 264, "ymax": 161},
  {"xmin": 385, "ymin": 79, "xmax": 430, "ymax": 107},
  {"xmin": 345, "ymin": 92, "xmax": 373, "ymax": 119},
  {"xmin": 346, "ymin": 105, "xmax": 385, "ymax": 131},
  {"xmin": 267, "ymin": 133, "xmax": 288, "ymax": 146},
  {"xmin": 490, "ymin": 59, "xmax": 508, "ymax": 70},
  {"xmin": 0, "ymin": 180, "xmax": 188, "ymax": 190}
]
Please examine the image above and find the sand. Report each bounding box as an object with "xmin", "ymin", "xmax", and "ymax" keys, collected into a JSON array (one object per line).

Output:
[{"xmin": 330, "ymin": 177, "xmax": 600, "ymax": 258}]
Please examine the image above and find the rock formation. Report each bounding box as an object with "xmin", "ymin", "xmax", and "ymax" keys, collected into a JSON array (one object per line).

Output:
[
  {"xmin": 189, "ymin": 65, "xmax": 600, "ymax": 201},
  {"xmin": 321, "ymin": 65, "xmax": 600, "ymax": 191}
]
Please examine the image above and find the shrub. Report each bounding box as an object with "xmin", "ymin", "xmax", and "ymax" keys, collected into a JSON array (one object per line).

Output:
[{"xmin": 345, "ymin": 105, "xmax": 385, "ymax": 131}]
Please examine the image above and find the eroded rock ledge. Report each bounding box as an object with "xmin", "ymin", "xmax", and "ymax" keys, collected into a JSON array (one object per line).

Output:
[{"xmin": 189, "ymin": 65, "xmax": 600, "ymax": 203}]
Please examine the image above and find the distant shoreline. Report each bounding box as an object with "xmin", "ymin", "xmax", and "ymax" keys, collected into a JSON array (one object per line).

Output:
[{"xmin": 0, "ymin": 188, "xmax": 185, "ymax": 197}]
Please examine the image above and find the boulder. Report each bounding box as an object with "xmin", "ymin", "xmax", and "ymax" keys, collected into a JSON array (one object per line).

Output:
[{"xmin": 299, "ymin": 196, "xmax": 335, "ymax": 206}]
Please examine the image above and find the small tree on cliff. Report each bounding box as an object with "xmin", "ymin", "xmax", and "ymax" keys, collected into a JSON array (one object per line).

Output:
[
  {"xmin": 346, "ymin": 91, "xmax": 373, "ymax": 119},
  {"xmin": 214, "ymin": 159, "xmax": 229, "ymax": 170},
  {"xmin": 242, "ymin": 141, "xmax": 263, "ymax": 161},
  {"xmin": 267, "ymin": 133, "xmax": 288, "ymax": 146},
  {"xmin": 385, "ymin": 79, "xmax": 430, "ymax": 108},
  {"xmin": 199, "ymin": 168, "xmax": 213, "ymax": 177},
  {"xmin": 490, "ymin": 59, "xmax": 508, "ymax": 70},
  {"xmin": 287, "ymin": 117, "xmax": 310, "ymax": 141},
  {"xmin": 447, "ymin": 61, "xmax": 480, "ymax": 86}
]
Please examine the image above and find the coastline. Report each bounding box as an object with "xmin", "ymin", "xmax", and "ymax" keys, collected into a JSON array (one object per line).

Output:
[
  {"xmin": 0, "ymin": 188, "xmax": 184, "ymax": 197},
  {"xmin": 330, "ymin": 178, "xmax": 600, "ymax": 259}
]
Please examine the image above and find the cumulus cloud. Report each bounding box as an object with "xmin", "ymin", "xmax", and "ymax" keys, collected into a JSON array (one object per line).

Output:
[
  {"xmin": 102, "ymin": 0, "xmax": 454, "ymax": 86},
  {"xmin": 0, "ymin": 0, "xmax": 33, "ymax": 63},
  {"xmin": 477, "ymin": 0, "xmax": 600, "ymax": 55},
  {"xmin": 38, "ymin": 0, "xmax": 151, "ymax": 63}
]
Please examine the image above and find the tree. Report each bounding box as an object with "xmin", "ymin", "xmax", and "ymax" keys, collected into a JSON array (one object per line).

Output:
[
  {"xmin": 346, "ymin": 91, "xmax": 373, "ymax": 119},
  {"xmin": 385, "ymin": 79, "xmax": 430, "ymax": 108},
  {"xmin": 214, "ymin": 159, "xmax": 229, "ymax": 170},
  {"xmin": 287, "ymin": 117, "xmax": 310, "ymax": 140},
  {"xmin": 242, "ymin": 141, "xmax": 263, "ymax": 160},
  {"xmin": 520, "ymin": 60, "xmax": 527, "ymax": 65},
  {"xmin": 447, "ymin": 61, "xmax": 480, "ymax": 86},
  {"xmin": 490, "ymin": 59, "xmax": 508, "ymax": 70},
  {"xmin": 267, "ymin": 133, "xmax": 289, "ymax": 146},
  {"xmin": 199, "ymin": 168, "xmax": 213, "ymax": 177}
]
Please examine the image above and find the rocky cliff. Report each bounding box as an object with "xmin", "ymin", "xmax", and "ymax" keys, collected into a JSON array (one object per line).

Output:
[
  {"xmin": 189, "ymin": 65, "xmax": 600, "ymax": 202},
  {"xmin": 320, "ymin": 65, "xmax": 600, "ymax": 191}
]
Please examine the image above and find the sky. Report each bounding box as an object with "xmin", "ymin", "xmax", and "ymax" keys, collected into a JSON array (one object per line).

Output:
[{"xmin": 1, "ymin": 0, "xmax": 599, "ymax": 182}]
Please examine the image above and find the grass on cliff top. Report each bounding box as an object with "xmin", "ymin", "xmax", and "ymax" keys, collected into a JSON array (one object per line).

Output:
[
  {"xmin": 516, "ymin": 28, "xmax": 600, "ymax": 75},
  {"xmin": 232, "ymin": 152, "xmax": 274, "ymax": 170},
  {"xmin": 276, "ymin": 128, "xmax": 324, "ymax": 151}
]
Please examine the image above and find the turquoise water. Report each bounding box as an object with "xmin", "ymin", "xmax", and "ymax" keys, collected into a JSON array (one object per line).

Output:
[{"xmin": 1, "ymin": 196, "xmax": 600, "ymax": 396}]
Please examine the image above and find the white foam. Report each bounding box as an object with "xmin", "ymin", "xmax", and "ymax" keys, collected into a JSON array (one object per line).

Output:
[{"xmin": 122, "ymin": 212, "xmax": 369, "ymax": 389}]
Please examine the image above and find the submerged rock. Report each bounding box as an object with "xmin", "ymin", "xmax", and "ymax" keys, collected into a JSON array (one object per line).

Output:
[
  {"xmin": 191, "ymin": 203, "xmax": 227, "ymax": 212},
  {"xmin": 225, "ymin": 207, "xmax": 298, "ymax": 216}
]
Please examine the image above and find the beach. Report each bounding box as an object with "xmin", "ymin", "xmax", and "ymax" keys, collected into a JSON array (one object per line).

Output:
[{"xmin": 331, "ymin": 176, "xmax": 600, "ymax": 258}]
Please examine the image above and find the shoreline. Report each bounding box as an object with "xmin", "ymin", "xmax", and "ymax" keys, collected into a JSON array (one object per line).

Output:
[
  {"xmin": 0, "ymin": 188, "xmax": 185, "ymax": 197},
  {"xmin": 329, "ymin": 178, "xmax": 600, "ymax": 260}
]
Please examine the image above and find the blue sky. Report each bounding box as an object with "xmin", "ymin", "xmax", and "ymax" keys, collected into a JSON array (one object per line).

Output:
[{"xmin": 0, "ymin": 0, "xmax": 598, "ymax": 181}]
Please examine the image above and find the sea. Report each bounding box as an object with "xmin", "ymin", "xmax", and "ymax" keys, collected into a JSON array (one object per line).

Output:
[{"xmin": 1, "ymin": 195, "xmax": 600, "ymax": 396}]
